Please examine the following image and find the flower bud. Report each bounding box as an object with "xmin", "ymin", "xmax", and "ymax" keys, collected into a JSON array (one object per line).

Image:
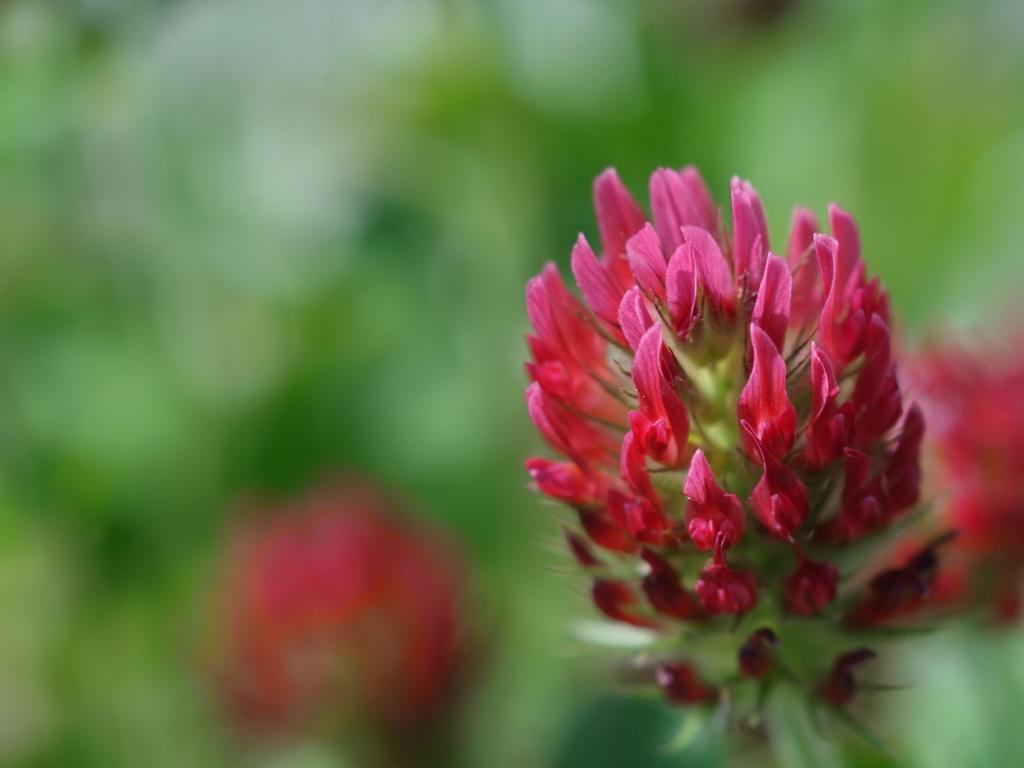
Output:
[
  {"xmin": 694, "ymin": 534, "xmax": 758, "ymax": 615},
  {"xmin": 656, "ymin": 662, "xmax": 714, "ymax": 705},
  {"xmin": 592, "ymin": 579, "xmax": 659, "ymax": 628},
  {"xmin": 684, "ymin": 449, "xmax": 745, "ymax": 551},
  {"xmin": 784, "ymin": 555, "xmax": 839, "ymax": 616},
  {"xmin": 640, "ymin": 549, "xmax": 705, "ymax": 621},
  {"xmin": 819, "ymin": 649, "xmax": 877, "ymax": 708},
  {"xmin": 565, "ymin": 528, "xmax": 601, "ymax": 569},
  {"xmin": 739, "ymin": 628, "xmax": 779, "ymax": 678}
]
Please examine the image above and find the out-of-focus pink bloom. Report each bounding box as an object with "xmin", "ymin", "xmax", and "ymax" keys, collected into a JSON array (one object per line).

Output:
[
  {"xmin": 902, "ymin": 343, "xmax": 1024, "ymax": 620},
  {"xmin": 207, "ymin": 481, "xmax": 467, "ymax": 740},
  {"xmin": 522, "ymin": 166, "xmax": 924, "ymax": 712}
]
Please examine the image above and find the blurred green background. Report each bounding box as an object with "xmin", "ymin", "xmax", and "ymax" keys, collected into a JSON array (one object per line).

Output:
[{"xmin": 0, "ymin": 0, "xmax": 1022, "ymax": 765}]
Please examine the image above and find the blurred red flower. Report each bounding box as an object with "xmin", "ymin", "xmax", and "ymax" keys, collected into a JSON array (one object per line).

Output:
[
  {"xmin": 908, "ymin": 343, "xmax": 1024, "ymax": 619},
  {"xmin": 206, "ymin": 480, "xmax": 469, "ymax": 741}
]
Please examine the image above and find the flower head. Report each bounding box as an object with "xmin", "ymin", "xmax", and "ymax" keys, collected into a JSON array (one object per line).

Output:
[
  {"xmin": 205, "ymin": 480, "xmax": 468, "ymax": 742},
  {"xmin": 524, "ymin": 167, "xmax": 925, "ymax": 718},
  {"xmin": 901, "ymin": 342, "xmax": 1024, "ymax": 621}
]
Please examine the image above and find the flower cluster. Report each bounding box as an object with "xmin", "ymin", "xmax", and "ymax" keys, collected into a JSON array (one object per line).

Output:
[
  {"xmin": 524, "ymin": 167, "xmax": 925, "ymax": 714},
  {"xmin": 205, "ymin": 481, "xmax": 468, "ymax": 743},
  {"xmin": 904, "ymin": 342, "xmax": 1024, "ymax": 621}
]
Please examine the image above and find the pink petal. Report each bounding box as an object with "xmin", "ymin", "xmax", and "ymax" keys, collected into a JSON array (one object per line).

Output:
[
  {"xmin": 885, "ymin": 404, "xmax": 924, "ymax": 513},
  {"xmin": 815, "ymin": 233, "xmax": 867, "ymax": 368},
  {"xmin": 841, "ymin": 448, "xmax": 873, "ymax": 501},
  {"xmin": 525, "ymin": 457, "xmax": 604, "ymax": 505},
  {"xmin": 752, "ymin": 254, "xmax": 792, "ymax": 353},
  {"xmin": 665, "ymin": 244, "xmax": 697, "ymax": 339},
  {"xmin": 607, "ymin": 488, "xmax": 672, "ymax": 545},
  {"xmin": 829, "ymin": 203, "xmax": 861, "ymax": 282},
  {"xmin": 650, "ymin": 166, "xmax": 719, "ymax": 256},
  {"xmin": 593, "ymin": 168, "xmax": 647, "ymax": 287},
  {"xmin": 682, "ymin": 449, "xmax": 716, "ymax": 505},
  {"xmin": 626, "ymin": 223, "xmax": 668, "ymax": 300},
  {"xmin": 632, "ymin": 326, "xmax": 667, "ymax": 421},
  {"xmin": 749, "ymin": 443, "xmax": 809, "ymax": 539},
  {"xmin": 631, "ymin": 327, "xmax": 690, "ymax": 459},
  {"xmin": 620, "ymin": 431, "xmax": 660, "ymax": 507},
  {"xmin": 803, "ymin": 344, "xmax": 853, "ymax": 469},
  {"xmin": 683, "ymin": 449, "xmax": 745, "ymax": 550},
  {"xmin": 525, "ymin": 272, "xmax": 558, "ymax": 349},
  {"xmin": 852, "ymin": 316, "xmax": 902, "ymax": 446},
  {"xmin": 525, "ymin": 382, "xmax": 616, "ymax": 464},
  {"xmin": 571, "ymin": 233, "xmax": 626, "ymax": 344},
  {"xmin": 810, "ymin": 344, "xmax": 840, "ymax": 421},
  {"xmin": 680, "ymin": 166, "xmax": 720, "ymax": 234},
  {"xmin": 786, "ymin": 207, "xmax": 818, "ymax": 266},
  {"xmin": 737, "ymin": 325, "xmax": 797, "ymax": 460},
  {"xmin": 578, "ymin": 510, "xmax": 637, "ymax": 554},
  {"xmin": 694, "ymin": 538, "xmax": 758, "ymax": 615},
  {"xmin": 788, "ymin": 207, "xmax": 823, "ymax": 329},
  {"xmin": 680, "ymin": 226, "xmax": 734, "ymax": 311},
  {"xmin": 618, "ymin": 286, "xmax": 654, "ymax": 352},
  {"xmin": 534, "ymin": 263, "xmax": 608, "ymax": 373},
  {"xmin": 731, "ymin": 177, "xmax": 770, "ymax": 288}
]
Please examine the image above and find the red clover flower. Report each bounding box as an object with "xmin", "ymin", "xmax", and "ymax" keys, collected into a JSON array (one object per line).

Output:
[{"xmin": 523, "ymin": 166, "xmax": 927, "ymax": 724}]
